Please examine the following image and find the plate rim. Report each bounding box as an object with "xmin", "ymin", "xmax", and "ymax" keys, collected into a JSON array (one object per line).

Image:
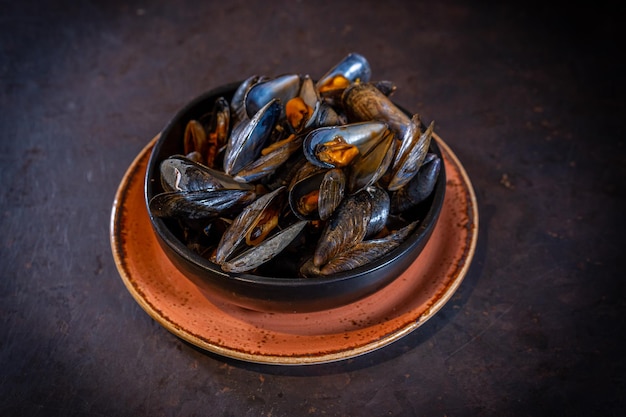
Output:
[{"xmin": 110, "ymin": 133, "xmax": 478, "ymax": 365}]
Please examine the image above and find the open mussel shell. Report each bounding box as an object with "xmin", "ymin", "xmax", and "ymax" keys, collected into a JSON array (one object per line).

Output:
[
  {"xmin": 288, "ymin": 168, "xmax": 346, "ymax": 221},
  {"xmin": 183, "ymin": 120, "xmax": 207, "ymax": 160},
  {"xmin": 145, "ymin": 80, "xmax": 446, "ymax": 313},
  {"xmin": 313, "ymin": 101, "xmax": 344, "ymax": 127},
  {"xmin": 221, "ymin": 220, "xmax": 308, "ymax": 273},
  {"xmin": 204, "ymin": 96, "xmax": 231, "ymax": 168},
  {"xmin": 223, "ymin": 98, "xmax": 282, "ymax": 176},
  {"xmin": 388, "ymin": 119, "xmax": 435, "ymax": 191},
  {"xmin": 285, "ymin": 75, "xmax": 321, "ymax": 133},
  {"xmin": 316, "ymin": 52, "xmax": 372, "ymax": 93},
  {"xmin": 301, "ymin": 220, "xmax": 418, "ymax": 277},
  {"xmin": 302, "ymin": 121, "xmax": 388, "ymax": 169},
  {"xmin": 213, "ymin": 185, "xmax": 308, "ymax": 274},
  {"xmin": 213, "ymin": 186, "xmax": 288, "ymax": 265},
  {"xmin": 244, "ymin": 73, "xmax": 301, "ymax": 119},
  {"xmin": 160, "ymin": 155, "xmax": 253, "ymax": 192},
  {"xmin": 233, "ymin": 135, "xmax": 303, "ymax": 183},
  {"xmin": 347, "ymin": 128, "xmax": 396, "ymax": 194}
]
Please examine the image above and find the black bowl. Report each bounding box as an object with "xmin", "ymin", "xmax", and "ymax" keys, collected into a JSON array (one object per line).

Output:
[{"xmin": 145, "ymin": 81, "xmax": 446, "ymax": 313}]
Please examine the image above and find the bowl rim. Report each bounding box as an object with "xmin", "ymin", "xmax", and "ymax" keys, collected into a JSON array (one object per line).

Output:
[{"xmin": 144, "ymin": 81, "xmax": 446, "ymax": 287}]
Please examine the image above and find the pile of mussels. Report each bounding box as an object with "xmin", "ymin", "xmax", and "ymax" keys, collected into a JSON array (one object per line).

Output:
[{"xmin": 149, "ymin": 53, "xmax": 442, "ymax": 277}]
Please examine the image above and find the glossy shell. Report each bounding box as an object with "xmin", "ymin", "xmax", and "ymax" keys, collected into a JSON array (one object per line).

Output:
[
  {"xmin": 316, "ymin": 52, "xmax": 372, "ymax": 92},
  {"xmin": 302, "ymin": 121, "xmax": 388, "ymax": 169},
  {"xmin": 244, "ymin": 73, "xmax": 301, "ymax": 118},
  {"xmin": 223, "ymin": 98, "xmax": 282, "ymax": 175},
  {"xmin": 288, "ymin": 168, "xmax": 346, "ymax": 221}
]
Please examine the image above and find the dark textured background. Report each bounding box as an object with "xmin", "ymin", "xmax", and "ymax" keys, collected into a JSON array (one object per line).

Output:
[{"xmin": 1, "ymin": 1, "xmax": 624, "ymax": 416}]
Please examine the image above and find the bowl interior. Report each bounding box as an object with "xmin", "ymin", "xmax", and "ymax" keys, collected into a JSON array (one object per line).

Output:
[{"xmin": 144, "ymin": 81, "xmax": 446, "ymax": 311}]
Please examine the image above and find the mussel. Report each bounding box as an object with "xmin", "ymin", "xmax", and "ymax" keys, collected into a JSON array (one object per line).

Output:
[
  {"xmin": 316, "ymin": 52, "xmax": 372, "ymax": 98},
  {"xmin": 244, "ymin": 74, "xmax": 301, "ymax": 119},
  {"xmin": 387, "ymin": 116, "xmax": 435, "ymax": 191},
  {"xmin": 284, "ymin": 75, "xmax": 320, "ymax": 133},
  {"xmin": 159, "ymin": 155, "xmax": 253, "ymax": 192},
  {"xmin": 390, "ymin": 153, "xmax": 442, "ymax": 213},
  {"xmin": 342, "ymin": 82, "xmax": 410, "ymax": 139},
  {"xmin": 233, "ymin": 134, "xmax": 303, "ymax": 183},
  {"xmin": 220, "ymin": 221, "xmax": 307, "ymax": 273},
  {"xmin": 181, "ymin": 97, "xmax": 230, "ymax": 168},
  {"xmin": 149, "ymin": 53, "xmax": 443, "ymax": 277},
  {"xmin": 288, "ymin": 168, "xmax": 346, "ymax": 221},
  {"xmin": 223, "ymin": 98, "xmax": 282, "ymax": 176},
  {"xmin": 302, "ymin": 121, "xmax": 388, "ymax": 169},
  {"xmin": 312, "ymin": 185, "xmax": 390, "ymax": 268},
  {"xmin": 149, "ymin": 189, "xmax": 256, "ymax": 222},
  {"xmin": 301, "ymin": 221, "xmax": 417, "ymax": 276},
  {"xmin": 213, "ymin": 186, "xmax": 308, "ymax": 273},
  {"xmin": 230, "ymin": 75, "xmax": 267, "ymax": 125},
  {"xmin": 347, "ymin": 127, "xmax": 395, "ymax": 194}
]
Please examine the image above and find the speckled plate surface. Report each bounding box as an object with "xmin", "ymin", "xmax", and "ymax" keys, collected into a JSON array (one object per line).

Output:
[{"xmin": 110, "ymin": 134, "xmax": 478, "ymax": 365}]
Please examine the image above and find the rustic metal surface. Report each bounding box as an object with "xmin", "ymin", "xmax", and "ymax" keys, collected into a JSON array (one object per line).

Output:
[{"xmin": 1, "ymin": 1, "xmax": 623, "ymax": 416}]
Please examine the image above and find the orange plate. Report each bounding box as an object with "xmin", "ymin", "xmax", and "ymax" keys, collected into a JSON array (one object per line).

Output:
[{"xmin": 110, "ymin": 134, "xmax": 478, "ymax": 365}]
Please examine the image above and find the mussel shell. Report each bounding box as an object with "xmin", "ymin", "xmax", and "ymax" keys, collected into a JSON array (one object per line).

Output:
[
  {"xmin": 318, "ymin": 169, "xmax": 346, "ymax": 221},
  {"xmin": 202, "ymin": 96, "xmax": 231, "ymax": 168},
  {"xmin": 312, "ymin": 184, "xmax": 389, "ymax": 268},
  {"xmin": 342, "ymin": 82, "xmax": 410, "ymax": 139},
  {"xmin": 214, "ymin": 186, "xmax": 287, "ymax": 265},
  {"xmin": 363, "ymin": 185, "xmax": 390, "ymax": 237},
  {"xmin": 315, "ymin": 52, "xmax": 372, "ymax": 92},
  {"xmin": 388, "ymin": 119, "xmax": 434, "ymax": 191},
  {"xmin": 223, "ymin": 98, "xmax": 282, "ymax": 176},
  {"xmin": 221, "ymin": 220, "xmax": 308, "ymax": 273},
  {"xmin": 371, "ymin": 80, "xmax": 397, "ymax": 97},
  {"xmin": 287, "ymin": 160, "xmax": 325, "ymax": 188},
  {"xmin": 183, "ymin": 120, "xmax": 207, "ymax": 159},
  {"xmin": 149, "ymin": 189, "xmax": 257, "ymax": 221},
  {"xmin": 313, "ymin": 191, "xmax": 368, "ymax": 267},
  {"xmin": 390, "ymin": 153, "xmax": 441, "ymax": 214},
  {"xmin": 288, "ymin": 168, "xmax": 346, "ymax": 221},
  {"xmin": 311, "ymin": 101, "xmax": 344, "ymax": 128},
  {"xmin": 392, "ymin": 114, "xmax": 422, "ymax": 169},
  {"xmin": 185, "ymin": 151, "xmax": 203, "ymax": 163},
  {"xmin": 160, "ymin": 155, "xmax": 253, "ymax": 192},
  {"xmin": 293, "ymin": 74, "xmax": 321, "ymax": 132},
  {"xmin": 347, "ymin": 128, "xmax": 395, "ymax": 194},
  {"xmin": 315, "ymin": 220, "xmax": 418, "ymax": 276},
  {"xmin": 302, "ymin": 121, "xmax": 388, "ymax": 169},
  {"xmin": 230, "ymin": 75, "xmax": 267, "ymax": 125},
  {"xmin": 233, "ymin": 135, "xmax": 303, "ymax": 183},
  {"xmin": 244, "ymin": 74, "xmax": 301, "ymax": 119}
]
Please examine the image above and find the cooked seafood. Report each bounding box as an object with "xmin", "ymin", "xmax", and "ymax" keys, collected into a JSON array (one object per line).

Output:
[
  {"xmin": 312, "ymin": 185, "xmax": 389, "ymax": 268},
  {"xmin": 288, "ymin": 168, "xmax": 346, "ymax": 221},
  {"xmin": 159, "ymin": 155, "xmax": 253, "ymax": 192},
  {"xmin": 316, "ymin": 52, "xmax": 372, "ymax": 101},
  {"xmin": 149, "ymin": 53, "xmax": 442, "ymax": 275},
  {"xmin": 300, "ymin": 221, "xmax": 417, "ymax": 276},
  {"xmin": 390, "ymin": 153, "xmax": 442, "ymax": 213},
  {"xmin": 213, "ymin": 186, "xmax": 288, "ymax": 264},
  {"xmin": 149, "ymin": 189, "xmax": 256, "ymax": 221},
  {"xmin": 302, "ymin": 121, "xmax": 388, "ymax": 169},
  {"xmin": 223, "ymin": 98, "xmax": 282, "ymax": 176}
]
